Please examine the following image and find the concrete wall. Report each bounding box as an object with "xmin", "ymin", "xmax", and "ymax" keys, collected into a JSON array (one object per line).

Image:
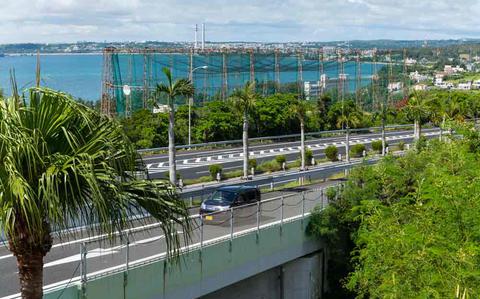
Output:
[
  {"xmin": 201, "ymin": 251, "xmax": 325, "ymax": 299},
  {"xmin": 44, "ymin": 216, "xmax": 325, "ymax": 299}
]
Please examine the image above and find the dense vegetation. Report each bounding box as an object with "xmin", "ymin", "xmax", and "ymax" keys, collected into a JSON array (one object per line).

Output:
[{"xmin": 308, "ymin": 122, "xmax": 480, "ymax": 298}]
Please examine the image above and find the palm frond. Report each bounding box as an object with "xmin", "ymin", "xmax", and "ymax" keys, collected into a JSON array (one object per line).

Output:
[{"xmin": 0, "ymin": 88, "xmax": 190, "ymax": 258}]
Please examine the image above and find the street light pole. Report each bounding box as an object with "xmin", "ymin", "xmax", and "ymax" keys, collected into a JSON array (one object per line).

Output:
[{"xmin": 189, "ymin": 65, "xmax": 208, "ymax": 146}]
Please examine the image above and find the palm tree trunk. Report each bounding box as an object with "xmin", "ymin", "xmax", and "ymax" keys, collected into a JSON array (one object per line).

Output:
[
  {"xmin": 168, "ymin": 105, "xmax": 177, "ymax": 185},
  {"xmin": 16, "ymin": 250, "xmax": 45, "ymax": 299},
  {"xmin": 414, "ymin": 119, "xmax": 421, "ymax": 141},
  {"xmin": 346, "ymin": 126, "xmax": 350, "ymax": 162},
  {"xmin": 300, "ymin": 120, "xmax": 305, "ymax": 171},
  {"xmin": 9, "ymin": 223, "xmax": 52, "ymax": 299},
  {"xmin": 243, "ymin": 113, "xmax": 249, "ymax": 179},
  {"xmin": 381, "ymin": 117, "xmax": 386, "ymax": 156}
]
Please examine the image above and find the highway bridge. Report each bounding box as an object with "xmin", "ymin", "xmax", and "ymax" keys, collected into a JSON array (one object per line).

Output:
[{"xmin": 1, "ymin": 182, "xmax": 340, "ymax": 299}]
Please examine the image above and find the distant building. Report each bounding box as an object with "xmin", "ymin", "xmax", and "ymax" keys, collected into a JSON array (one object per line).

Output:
[
  {"xmin": 459, "ymin": 53, "xmax": 471, "ymax": 61},
  {"xmin": 388, "ymin": 82, "xmax": 403, "ymax": 92},
  {"xmin": 153, "ymin": 104, "xmax": 170, "ymax": 113},
  {"xmin": 472, "ymin": 80, "xmax": 480, "ymax": 89},
  {"xmin": 457, "ymin": 82, "xmax": 472, "ymax": 90},
  {"xmin": 405, "ymin": 58, "xmax": 417, "ymax": 65},
  {"xmin": 413, "ymin": 84, "xmax": 428, "ymax": 91},
  {"xmin": 304, "ymin": 81, "xmax": 324, "ymax": 100},
  {"xmin": 409, "ymin": 71, "xmax": 429, "ymax": 83}
]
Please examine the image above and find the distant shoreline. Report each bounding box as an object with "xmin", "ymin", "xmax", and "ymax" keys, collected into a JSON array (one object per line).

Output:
[{"xmin": 4, "ymin": 52, "xmax": 102, "ymax": 56}]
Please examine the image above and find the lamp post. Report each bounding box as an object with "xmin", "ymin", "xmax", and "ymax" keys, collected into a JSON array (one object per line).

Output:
[
  {"xmin": 123, "ymin": 84, "xmax": 131, "ymax": 118},
  {"xmin": 189, "ymin": 66, "xmax": 208, "ymax": 146}
]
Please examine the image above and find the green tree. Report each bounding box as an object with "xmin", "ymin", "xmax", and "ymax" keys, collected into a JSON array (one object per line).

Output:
[
  {"xmin": 336, "ymin": 100, "xmax": 363, "ymax": 162},
  {"xmin": 0, "ymin": 88, "xmax": 190, "ymax": 299},
  {"xmin": 372, "ymin": 102, "xmax": 396, "ymax": 156},
  {"xmin": 230, "ymin": 81, "xmax": 258, "ymax": 179},
  {"xmin": 154, "ymin": 67, "xmax": 194, "ymax": 184},
  {"xmin": 290, "ymin": 97, "xmax": 312, "ymax": 170},
  {"xmin": 403, "ymin": 91, "xmax": 430, "ymax": 141},
  {"xmin": 194, "ymin": 101, "xmax": 241, "ymax": 142}
]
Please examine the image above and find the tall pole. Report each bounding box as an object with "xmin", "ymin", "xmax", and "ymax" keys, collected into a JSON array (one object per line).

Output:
[
  {"xmin": 189, "ymin": 49, "xmax": 193, "ymax": 146},
  {"xmin": 201, "ymin": 23, "xmax": 205, "ymax": 50},
  {"xmin": 35, "ymin": 50, "xmax": 41, "ymax": 87}
]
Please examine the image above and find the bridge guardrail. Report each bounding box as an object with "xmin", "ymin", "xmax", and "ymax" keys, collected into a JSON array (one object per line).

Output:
[{"xmin": 43, "ymin": 183, "xmax": 342, "ymax": 298}]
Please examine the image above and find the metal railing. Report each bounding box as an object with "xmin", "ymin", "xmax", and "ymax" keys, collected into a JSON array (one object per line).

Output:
[{"xmin": 44, "ymin": 184, "xmax": 342, "ymax": 297}]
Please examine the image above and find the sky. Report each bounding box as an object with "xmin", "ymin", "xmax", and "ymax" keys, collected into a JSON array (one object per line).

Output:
[{"xmin": 0, "ymin": 0, "xmax": 479, "ymax": 43}]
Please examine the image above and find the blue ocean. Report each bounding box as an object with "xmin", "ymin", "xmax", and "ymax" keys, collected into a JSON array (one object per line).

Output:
[
  {"xmin": 0, "ymin": 54, "xmax": 102, "ymax": 101},
  {"xmin": 0, "ymin": 54, "xmax": 378, "ymax": 102}
]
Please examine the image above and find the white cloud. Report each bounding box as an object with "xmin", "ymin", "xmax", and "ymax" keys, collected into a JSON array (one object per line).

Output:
[{"xmin": 0, "ymin": 0, "xmax": 478, "ymax": 43}]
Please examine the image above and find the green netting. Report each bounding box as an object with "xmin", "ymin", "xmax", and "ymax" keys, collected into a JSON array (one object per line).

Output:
[{"xmin": 108, "ymin": 50, "xmax": 397, "ymax": 116}]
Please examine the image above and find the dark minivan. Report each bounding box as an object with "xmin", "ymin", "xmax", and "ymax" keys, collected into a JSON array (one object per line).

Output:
[{"xmin": 200, "ymin": 186, "xmax": 261, "ymax": 222}]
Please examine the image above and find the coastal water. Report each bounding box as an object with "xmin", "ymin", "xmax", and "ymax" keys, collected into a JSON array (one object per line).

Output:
[
  {"xmin": 0, "ymin": 54, "xmax": 379, "ymax": 102},
  {"xmin": 0, "ymin": 54, "xmax": 102, "ymax": 101}
]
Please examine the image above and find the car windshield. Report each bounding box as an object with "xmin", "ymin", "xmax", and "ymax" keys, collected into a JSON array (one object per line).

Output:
[{"xmin": 208, "ymin": 190, "xmax": 237, "ymax": 205}]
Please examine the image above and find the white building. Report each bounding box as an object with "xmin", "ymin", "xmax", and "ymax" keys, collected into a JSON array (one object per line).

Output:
[
  {"xmin": 304, "ymin": 81, "xmax": 324, "ymax": 100},
  {"xmin": 413, "ymin": 84, "xmax": 428, "ymax": 91},
  {"xmin": 409, "ymin": 71, "xmax": 429, "ymax": 83},
  {"xmin": 457, "ymin": 82, "xmax": 472, "ymax": 90},
  {"xmin": 388, "ymin": 82, "xmax": 403, "ymax": 92}
]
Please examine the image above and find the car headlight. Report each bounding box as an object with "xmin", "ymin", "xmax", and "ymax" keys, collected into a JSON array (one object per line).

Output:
[{"xmin": 215, "ymin": 206, "xmax": 229, "ymax": 211}]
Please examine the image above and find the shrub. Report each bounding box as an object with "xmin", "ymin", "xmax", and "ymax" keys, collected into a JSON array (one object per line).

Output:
[
  {"xmin": 398, "ymin": 141, "xmax": 405, "ymax": 151},
  {"xmin": 415, "ymin": 136, "xmax": 428, "ymax": 152},
  {"xmin": 248, "ymin": 159, "xmax": 257, "ymax": 170},
  {"xmin": 209, "ymin": 164, "xmax": 223, "ymax": 180},
  {"xmin": 275, "ymin": 155, "xmax": 287, "ymax": 165},
  {"xmin": 165, "ymin": 172, "xmax": 182, "ymax": 180},
  {"xmin": 305, "ymin": 149, "xmax": 314, "ymax": 165},
  {"xmin": 371, "ymin": 140, "xmax": 384, "ymax": 153},
  {"xmin": 258, "ymin": 160, "xmax": 281, "ymax": 173},
  {"xmin": 350, "ymin": 143, "xmax": 366, "ymax": 158},
  {"xmin": 325, "ymin": 145, "xmax": 338, "ymax": 162}
]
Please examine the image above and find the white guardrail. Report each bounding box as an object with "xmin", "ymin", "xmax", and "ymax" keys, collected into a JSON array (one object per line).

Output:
[{"xmin": 137, "ymin": 124, "xmax": 415, "ymax": 153}]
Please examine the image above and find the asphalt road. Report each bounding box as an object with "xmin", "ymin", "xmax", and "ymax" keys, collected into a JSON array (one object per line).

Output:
[
  {"xmin": 145, "ymin": 128, "xmax": 440, "ymax": 180},
  {"xmin": 0, "ymin": 181, "xmax": 339, "ymax": 298}
]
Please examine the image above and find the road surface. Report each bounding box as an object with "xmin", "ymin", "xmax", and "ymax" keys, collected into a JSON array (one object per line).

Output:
[{"xmin": 145, "ymin": 128, "xmax": 439, "ymax": 179}]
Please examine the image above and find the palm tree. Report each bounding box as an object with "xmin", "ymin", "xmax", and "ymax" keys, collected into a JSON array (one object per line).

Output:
[
  {"xmin": 155, "ymin": 67, "xmax": 194, "ymax": 185},
  {"xmin": 403, "ymin": 91, "xmax": 430, "ymax": 141},
  {"xmin": 230, "ymin": 81, "xmax": 257, "ymax": 179},
  {"xmin": 291, "ymin": 97, "xmax": 311, "ymax": 170},
  {"xmin": 373, "ymin": 102, "xmax": 396, "ymax": 156},
  {"xmin": 0, "ymin": 88, "xmax": 190, "ymax": 299},
  {"xmin": 337, "ymin": 102, "xmax": 362, "ymax": 162}
]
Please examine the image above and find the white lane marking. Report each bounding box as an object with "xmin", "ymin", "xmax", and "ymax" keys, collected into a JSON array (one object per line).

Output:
[
  {"xmin": 260, "ymin": 150, "xmax": 265, "ymax": 154},
  {"xmin": 279, "ymin": 148, "xmax": 284, "ymax": 152},
  {"xmin": 183, "ymin": 159, "xmax": 189, "ymax": 164},
  {"xmin": 269, "ymin": 149, "xmax": 275, "ymax": 153},
  {"xmin": 157, "ymin": 162, "xmax": 165, "ymax": 168},
  {"xmin": 206, "ymin": 157, "xmax": 212, "ymax": 161},
  {"xmin": 0, "ymin": 222, "xmax": 170, "ymax": 261},
  {"xmin": 218, "ymin": 155, "xmax": 223, "ymax": 159},
  {"xmin": 229, "ymin": 154, "xmax": 234, "ymax": 158},
  {"xmin": 146, "ymin": 164, "xmax": 153, "ymax": 169},
  {"xmin": 10, "ymin": 212, "xmax": 316, "ymax": 299},
  {"xmin": 195, "ymin": 158, "xmax": 201, "ymax": 163},
  {"xmin": 44, "ymin": 235, "xmax": 169, "ymax": 268}
]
